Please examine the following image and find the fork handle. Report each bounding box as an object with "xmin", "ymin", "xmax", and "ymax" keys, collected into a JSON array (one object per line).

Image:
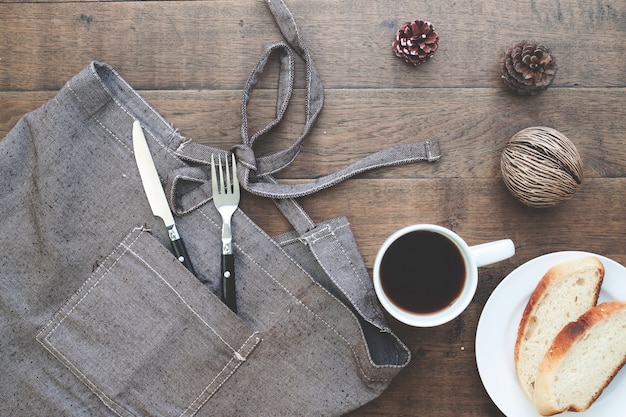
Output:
[{"xmin": 221, "ymin": 254, "xmax": 237, "ymax": 313}]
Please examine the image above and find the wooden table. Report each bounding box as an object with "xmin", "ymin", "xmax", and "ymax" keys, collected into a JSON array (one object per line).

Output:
[{"xmin": 2, "ymin": 1, "xmax": 625, "ymax": 416}]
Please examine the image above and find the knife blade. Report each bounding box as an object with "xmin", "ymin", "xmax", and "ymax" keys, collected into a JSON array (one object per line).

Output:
[{"xmin": 132, "ymin": 120, "xmax": 196, "ymax": 274}]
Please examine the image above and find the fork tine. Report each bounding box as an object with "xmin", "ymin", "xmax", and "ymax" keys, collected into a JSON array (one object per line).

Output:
[
  {"xmin": 211, "ymin": 154, "xmax": 218, "ymax": 194},
  {"xmin": 224, "ymin": 155, "xmax": 232, "ymax": 194},
  {"xmin": 231, "ymin": 154, "xmax": 239, "ymax": 195},
  {"xmin": 218, "ymin": 155, "xmax": 226, "ymax": 194},
  {"xmin": 211, "ymin": 153, "xmax": 239, "ymax": 196}
]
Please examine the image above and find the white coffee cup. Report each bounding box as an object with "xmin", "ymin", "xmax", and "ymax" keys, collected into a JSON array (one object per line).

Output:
[{"xmin": 373, "ymin": 224, "xmax": 515, "ymax": 327}]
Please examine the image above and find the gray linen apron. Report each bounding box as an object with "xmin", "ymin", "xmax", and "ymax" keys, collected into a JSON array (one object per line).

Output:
[{"xmin": 0, "ymin": 1, "xmax": 441, "ymax": 415}]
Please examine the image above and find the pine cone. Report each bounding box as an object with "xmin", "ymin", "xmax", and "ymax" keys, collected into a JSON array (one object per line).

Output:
[
  {"xmin": 393, "ymin": 20, "xmax": 439, "ymax": 66},
  {"xmin": 500, "ymin": 40, "xmax": 557, "ymax": 94}
]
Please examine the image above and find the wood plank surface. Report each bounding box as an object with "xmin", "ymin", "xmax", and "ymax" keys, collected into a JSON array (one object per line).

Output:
[
  {"xmin": 1, "ymin": 1, "xmax": 625, "ymax": 90},
  {"xmin": 2, "ymin": 0, "xmax": 625, "ymax": 416},
  {"xmin": 3, "ymin": 88, "xmax": 625, "ymax": 178}
]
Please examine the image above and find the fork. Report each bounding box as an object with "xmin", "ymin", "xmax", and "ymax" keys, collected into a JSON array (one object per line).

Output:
[{"xmin": 211, "ymin": 153, "xmax": 240, "ymax": 313}]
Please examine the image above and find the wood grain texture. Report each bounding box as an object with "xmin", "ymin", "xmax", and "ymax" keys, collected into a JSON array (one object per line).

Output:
[
  {"xmin": 1, "ymin": 0, "xmax": 625, "ymax": 416},
  {"xmin": 1, "ymin": 1, "xmax": 625, "ymax": 90}
]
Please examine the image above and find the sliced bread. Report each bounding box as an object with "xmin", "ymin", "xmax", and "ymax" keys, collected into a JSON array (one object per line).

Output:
[
  {"xmin": 532, "ymin": 300, "xmax": 626, "ymax": 416},
  {"xmin": 514, "ymin": 256, "xmax": 605, "ymax": 400}
]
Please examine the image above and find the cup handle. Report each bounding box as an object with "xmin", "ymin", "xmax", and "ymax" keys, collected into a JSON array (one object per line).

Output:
[{"xmin": 468, "ymin": 239, "xmax": 515, "ymax": 267}]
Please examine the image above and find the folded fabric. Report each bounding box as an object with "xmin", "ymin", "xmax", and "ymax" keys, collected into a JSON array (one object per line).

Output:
[{"xmin": 0, "ymin": 1, "xmax": 440, "ymax": 415}]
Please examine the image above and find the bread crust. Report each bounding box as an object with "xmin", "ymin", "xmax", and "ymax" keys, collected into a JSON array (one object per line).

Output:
[
  {"xmin": 532, "ymin": 300, "xmax": 626, "ymax": 415},
  {"xmin": 514, "ymin": 256, "xmax": 605, "ymax": 399}
]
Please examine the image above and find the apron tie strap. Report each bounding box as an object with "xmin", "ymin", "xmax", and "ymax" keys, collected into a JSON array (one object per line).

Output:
[{"xmin": 233, "ymin": 0, "xmax": 440, "ymax": 201}]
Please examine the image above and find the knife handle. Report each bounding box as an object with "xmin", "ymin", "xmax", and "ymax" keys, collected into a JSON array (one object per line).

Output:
[
  {"xmin": 221, "ymin": 254, "xmax": 237, "ymax": 313},
  {"xmin": 171, "ymin": 237, "xmax": 196, "ymax": 275}
]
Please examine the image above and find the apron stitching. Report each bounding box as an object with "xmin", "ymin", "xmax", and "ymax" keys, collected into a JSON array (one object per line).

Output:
[
  {"xmin": 38, "ymin": 343, "xmax": 130, "ymax": 417},
  {"xmin": 123, "ymin": 244, "xmax": 241, "ymax": 354},
  {"xmin": 229, "ymin": 211, "xmax": 386, "ymax": 382},
  {"xmin": 38, "ymin": 229, "xmax": 144, "ymax": 338},
  {"xmin": 182, "ymin": 331, "xmax": 261, "ymax": 417},
  {"xmin": 66, "ymin": 83, "xmax": 132, "ymax": 154}
]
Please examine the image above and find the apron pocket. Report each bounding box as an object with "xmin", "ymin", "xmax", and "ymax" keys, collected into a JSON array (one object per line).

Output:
[{"xmin": 36, "ymin": 227, "xmax": 260, "ymax": 417}]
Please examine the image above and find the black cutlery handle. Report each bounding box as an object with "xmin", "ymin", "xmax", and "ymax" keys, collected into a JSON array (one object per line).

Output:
[
  {"xmin": 171, "ymin": 237, "xmax": 196, "ymax": 275},
  {"xmin": 221, "ymin": 253, "xmax": 237, "ymax": 313}
]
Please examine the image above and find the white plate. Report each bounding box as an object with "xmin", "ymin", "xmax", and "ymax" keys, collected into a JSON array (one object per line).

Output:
[{"xmin": 476, "ymin": 251, "xmax": 626, "ymax": 417}]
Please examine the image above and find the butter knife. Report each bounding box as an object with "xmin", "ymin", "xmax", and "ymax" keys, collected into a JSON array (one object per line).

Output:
[{"xmin": 132, "ymin": 120, "xmax": 195, "ymax": 274}]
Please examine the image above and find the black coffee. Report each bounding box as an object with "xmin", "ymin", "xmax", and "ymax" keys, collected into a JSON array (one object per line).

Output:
[{"xmin": 380, "ymin": 230, "xmax": 466, "ymax": 314}]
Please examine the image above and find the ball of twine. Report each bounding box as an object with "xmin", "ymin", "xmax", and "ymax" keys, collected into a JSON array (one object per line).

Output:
[{"xmin": 501, "ymin": 127, "xmax": 583, "ymax": 208}]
